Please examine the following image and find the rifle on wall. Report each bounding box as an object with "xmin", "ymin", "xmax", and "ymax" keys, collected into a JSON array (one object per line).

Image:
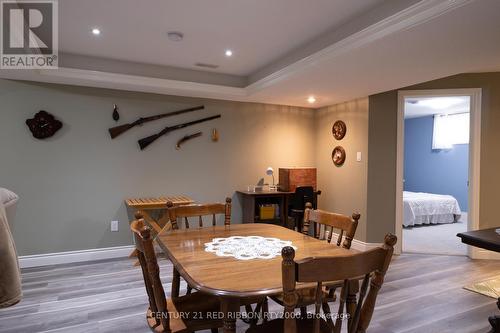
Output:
[
  {"xmin": 138, "ymin": 114, "xmax": 221, "ymax": 150},
  {"xmin": 108, "ymin": 105, "xmax": 204, "ymax": 139}
]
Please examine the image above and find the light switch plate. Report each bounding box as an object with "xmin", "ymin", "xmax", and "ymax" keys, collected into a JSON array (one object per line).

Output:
[
  {"xmin": 111, "ymin": 220, "xmax": 119, "ymax": 232},
  {"xmin": 356, "ymin": 152, "xmax": 362, "ymax": 162}
]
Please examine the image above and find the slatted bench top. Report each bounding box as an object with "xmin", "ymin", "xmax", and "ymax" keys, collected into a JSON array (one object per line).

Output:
[{"xmin": 125, "ymin": 195, "xmax": 194, "ymax": 209}]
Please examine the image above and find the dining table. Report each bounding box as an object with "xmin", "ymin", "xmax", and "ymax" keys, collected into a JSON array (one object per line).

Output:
[{"xmin": 156, "ymin": 223, "xmax": 358, "ymax": 333}]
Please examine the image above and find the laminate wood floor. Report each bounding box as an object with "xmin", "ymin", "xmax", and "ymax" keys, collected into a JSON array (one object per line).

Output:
[{"xmin": 0, "ymin": 254, "xmax": 498, "ymax": 333}]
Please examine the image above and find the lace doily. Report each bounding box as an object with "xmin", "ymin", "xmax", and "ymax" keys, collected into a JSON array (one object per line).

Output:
[{"xmin": 204, "ymin": 236, "xmax": 297, "ymax": 260}]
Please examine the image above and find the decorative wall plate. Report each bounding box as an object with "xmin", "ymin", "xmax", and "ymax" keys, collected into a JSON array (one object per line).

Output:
[
  {"xmin": 332, "ymin": 120, "xmax": 347, "ymax": 140},
  {"xmin": 332, "ymin": 146, "xmax": 346, "ymax": 166},
  {"xmin": 26, "ymin": 111, "xmax": 63, "ymax": 139}
]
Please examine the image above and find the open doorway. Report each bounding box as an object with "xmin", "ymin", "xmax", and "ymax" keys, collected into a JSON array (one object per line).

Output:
[
  {"xmin": 402, "ymin": 96, "xmax": 470, "ymax": 255},
  {"xmin": 395, "ymin": 89, "xmax": 482, "ymax": 257}
]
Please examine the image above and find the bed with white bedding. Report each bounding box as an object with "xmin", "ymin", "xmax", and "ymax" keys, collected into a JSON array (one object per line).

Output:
[{"xmin": 403, "ymin": 191, "xmax": 462, "ymax": 227}]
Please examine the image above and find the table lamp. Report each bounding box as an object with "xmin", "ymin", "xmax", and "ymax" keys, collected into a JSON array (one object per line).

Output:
[{"xmin": 266, "ymin": 167, "xmax": 275, "ymax": 186}]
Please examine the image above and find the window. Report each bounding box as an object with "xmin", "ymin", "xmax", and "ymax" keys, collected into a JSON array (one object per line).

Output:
[{"xmin": 432, "ymin": 113, "xmax": 470, "ymax": 149}]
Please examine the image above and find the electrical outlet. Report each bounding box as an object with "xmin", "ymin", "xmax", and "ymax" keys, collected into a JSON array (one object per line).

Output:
[
  {"xmin": 111, "ymin": 220, "xmax": 119, "ymax": 232},
  {"xmin": 356, "ymin": 152, "xmax": 362, "ymax": 162}
]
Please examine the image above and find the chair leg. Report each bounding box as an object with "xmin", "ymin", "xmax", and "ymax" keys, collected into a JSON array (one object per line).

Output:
[
  {"xmin": 186, "ymin": 285, "xmax": 193, "ymax": 295},
  {"xmin": 242, "ymin": 304, "xmax": 254, "ymax": 324},
  {"xmin": 322, "ymin": 301, "xmax": 335, "ymax": 329},
  {"xmin": 211, "ymin": 329, "xmax": 219, "ymax": 333},
  {"xmin": 300, "ymin": 306, "xmax": 308, "ymax": 318},
  {"xmin": 262, "ymin": 298, "xmax": 269, "ymax": 323},
  {"xmin": 251, "ymin": 302, "xmax": 263, "ymax": 326}
]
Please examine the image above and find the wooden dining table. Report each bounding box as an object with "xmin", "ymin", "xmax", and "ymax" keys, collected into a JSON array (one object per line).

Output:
[{"xmin": 156, "ymin": 223, "xmax": 357, "ymax": 333}]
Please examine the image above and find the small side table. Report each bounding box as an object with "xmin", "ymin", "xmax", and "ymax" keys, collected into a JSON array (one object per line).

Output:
[{"xmin": 457, "ymin": 228, "xmax": 500, "ymax": 333}]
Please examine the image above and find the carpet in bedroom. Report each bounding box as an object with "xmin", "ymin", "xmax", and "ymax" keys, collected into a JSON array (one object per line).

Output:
[{"xmin": 403, "ymin": 213, "xmax": 468, "ymax": 255}]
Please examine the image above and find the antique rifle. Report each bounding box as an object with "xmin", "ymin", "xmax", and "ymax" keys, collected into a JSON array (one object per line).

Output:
[
  {"xmin": 138, "ymin": 115, "xmax": 221, "ymax": 150},
  {"xmin": 176, "ymin": 131, "xmax": 202, "ymax": 150},
  {"xmin": 108, "ymin": 105, "xmax": 204, "ymax": 139}
]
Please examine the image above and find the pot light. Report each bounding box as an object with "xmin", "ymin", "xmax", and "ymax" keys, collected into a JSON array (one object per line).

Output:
[
  {"xmin": 225, "ymin": 49, "xmax": 233, "ymax": 57},
  {"xmin": 307, "ymin": 96, "xmax": 316, "ymax": 104},
  {"xmin": 91, "ymin": 28, "xmax": 101, "ymax": 35},
  {"xmin": 167, "ymin": 31, "xmax": 183, "ymax": 42}
]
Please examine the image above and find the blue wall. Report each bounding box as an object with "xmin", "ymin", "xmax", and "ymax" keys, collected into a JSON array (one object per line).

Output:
[{"xmin": 404, "ymin": 116, "xmax": 469, "ymax": 211}]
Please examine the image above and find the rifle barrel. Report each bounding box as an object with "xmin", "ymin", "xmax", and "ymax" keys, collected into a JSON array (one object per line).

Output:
[
  {"xmin": 108, "ymin": 105, "xmax": 204, "ymax": 139},
  {"xmin": 138, "ymin": 114, "xmax": 221, "ymax": 150}
]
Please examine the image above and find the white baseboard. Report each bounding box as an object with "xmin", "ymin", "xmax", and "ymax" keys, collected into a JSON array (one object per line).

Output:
[
  {"xmin": 327, "ymin": 231, "xmax": 380, "ymax": 252},
  {"xmin": 18, "ymin": 245, "xmax": 135, "ymax": 268}
]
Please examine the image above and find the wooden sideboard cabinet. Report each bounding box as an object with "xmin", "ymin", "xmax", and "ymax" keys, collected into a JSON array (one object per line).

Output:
[{"xmin": 236, "ymin": 190, "xmax": 293, "ymax": 226}]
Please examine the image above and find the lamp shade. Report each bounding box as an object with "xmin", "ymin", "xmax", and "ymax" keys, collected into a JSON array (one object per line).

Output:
[{"xmin": 266, "ymin": 167, "xmax": 274, "ymax": 176}]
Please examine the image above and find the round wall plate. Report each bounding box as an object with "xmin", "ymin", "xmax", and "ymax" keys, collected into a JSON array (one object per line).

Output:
[
  {"xmin": 332, "ymin": 146, "xmax": 346, "ymax": 166},
  {"xmin": 332, "ymin": 120, "xmax": 347, "ymax": 140}
]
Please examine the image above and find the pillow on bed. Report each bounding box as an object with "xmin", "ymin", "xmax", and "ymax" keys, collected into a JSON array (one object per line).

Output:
[{"xmin": 0, "ymin": 188, "xmax": 19, "ymax": 208}]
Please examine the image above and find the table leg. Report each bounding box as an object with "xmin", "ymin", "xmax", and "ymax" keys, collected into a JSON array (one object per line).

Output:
[
  {"xmin": 221, "ymin": 297, "xmax": 240, "ymax": 333},
  {"xmin": 487, "ymin": 298, "xmax": 500, "ymax": 333}
]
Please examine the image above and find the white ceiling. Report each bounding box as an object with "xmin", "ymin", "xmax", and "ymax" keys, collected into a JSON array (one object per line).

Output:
[
  {"xmin": 2, "ymin": 0, "xmax": 500, "ymax": 108},
  {"xmin": 404, "ymin": 96, "xmax": 470, "ymax": 119},
  {"xmin": 59, "ymin": 0, "xmax": 385, "ymax": 76}
]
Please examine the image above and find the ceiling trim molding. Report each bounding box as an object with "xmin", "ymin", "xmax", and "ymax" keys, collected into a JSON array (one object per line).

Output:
[
  {"xmin": 0, "ymin": 67, "xmax": 248, "ymax": 101},
  {"xmin": 0, "ymin": 0, "xmax": 475, "ymax": 105},
  {"xmin": 245, "ymin": 0, "xmax": 474, "ymax": 94}
]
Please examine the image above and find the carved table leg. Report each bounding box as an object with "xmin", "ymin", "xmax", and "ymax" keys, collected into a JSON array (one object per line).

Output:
[{"xmin": 221, "ymin": 297, "xmax": 240, "ymax": 333}]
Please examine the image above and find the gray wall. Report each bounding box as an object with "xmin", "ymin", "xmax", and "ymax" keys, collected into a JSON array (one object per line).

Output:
[
  {"xmin": 367, "ymin": 72, "xmax": 500, "ymax": 242},
  {"xmin": 0, "ymin": 79, "xmax": 315, "ymax": 256},
  {"xmin": 315, "ymin": 99, "xmax": 369, "ymax": 242}
]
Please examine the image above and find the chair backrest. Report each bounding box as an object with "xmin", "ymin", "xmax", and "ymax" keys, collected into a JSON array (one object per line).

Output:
[
  {"xmin": 302, "ymin": 203, "xmax": 360, "ymax": 249},
  {"xmin": 289, "ymin": 186, "xmax": 315, "ymax": 211},
  {"xmin": 167, "ymin": 197, "xmax": 231, "ymax": 229},
  {"xmin": 130, "ymin": 214, "xmax": 170, "ymax": 331},
  {"xmin": 281, "ymin": 233, "xmax": 397, "ymax": 333}
]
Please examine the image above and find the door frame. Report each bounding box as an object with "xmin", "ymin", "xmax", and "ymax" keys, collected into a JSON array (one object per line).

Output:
[{"xmin": 395, "ymin": 88, "xmax": 482, "ymax": 257}]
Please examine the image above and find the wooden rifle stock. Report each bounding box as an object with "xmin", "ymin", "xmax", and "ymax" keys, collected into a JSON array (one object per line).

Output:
[
  {"xmin": 138, "ymin": 114, "xmax": 221, "ymax": 150},
  {"xmin": 108, "ymin": 105, "xmax": 204, "ymax": 139}
]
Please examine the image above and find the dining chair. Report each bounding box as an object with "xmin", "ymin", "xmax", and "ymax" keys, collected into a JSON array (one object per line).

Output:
[
  {"xmin": 130, "ymin": 216, "xmax": 222, "ymax": 333},
  {"xmin": 166, "ymin": 197, "xmax": 267, "ymax": 325},
  {"xmin": 167, "ymin": 198, "xmax": 231, "ymax": 297},
  {"xmin": 167, "ymin": 197, "xmax": 231, "ymax": 230},
  {"xmin": 303, "ymin": 202, "xmax": 360, "ymax": 248},
  {"xmin": 247, "ymin": 233, "xmax": 397, "ymax": 333},
  {"xmin": 272, "ymin": 203, "xmax": 360, "ymax": 317}
]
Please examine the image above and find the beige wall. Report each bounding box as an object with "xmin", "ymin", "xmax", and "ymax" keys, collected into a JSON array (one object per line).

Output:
[
  {"xmin": 315, "ymin": 98, "xmax": 369, "ymax": 242},
  {"xmin": 0, "ymin": 79, "xmax": 315, "ymax": 256},
  {"xmin": 367, "ymin": 72, "xmax": 500, "ymax": 242}
]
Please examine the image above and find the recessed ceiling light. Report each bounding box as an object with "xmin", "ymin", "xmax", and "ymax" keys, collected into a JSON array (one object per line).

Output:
[
  {"xmin": 225, "ymin": 49, "xmax": 233, "ymax": 57},
  {"xmin": 167, "ymin": 31, "xmax": 183, "ymax": 42},
  {"xmin": 91, "ymin": 28, "xmax": 101, "ymax": 35},
  {"xmin": 307, "ymin": 96, "xmax": 316, "ymax": 104}
]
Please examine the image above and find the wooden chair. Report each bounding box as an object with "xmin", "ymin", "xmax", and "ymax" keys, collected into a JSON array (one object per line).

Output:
[
  {"xmin": 167, "ymin": 197, "xmax": 267, "ymax": 325},
  {"xmin": 272, "ymin": 203, "xmax": 360, "ymax": 316},
  {"xmin": 247, "ymin": 233, "xmax": 397, "ymax": 333},
  {"xmin": 130, "ymin": 217, "xmax": 222, "ymax": 333},
  {"xmin": 167, "ymin": 197, "xmax": 232, "ymax": 230},
  {"xmin": 167, "ymin": 198, "xmax": 232, "ymax": 297},
  {"xmin": 303, "ymin": 202, "xmax": 360, "ymax": 248}
]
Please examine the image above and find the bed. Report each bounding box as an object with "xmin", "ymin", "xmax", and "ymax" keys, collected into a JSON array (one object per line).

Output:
[{"xmin": 403, "ymin": 191, "xmax": 462, "ymax": 227}]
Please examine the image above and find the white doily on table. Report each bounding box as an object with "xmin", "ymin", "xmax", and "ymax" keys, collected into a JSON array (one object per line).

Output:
[{"xmin": 204, "ymin": 236, "xmax": 297, "ymax": 260}]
